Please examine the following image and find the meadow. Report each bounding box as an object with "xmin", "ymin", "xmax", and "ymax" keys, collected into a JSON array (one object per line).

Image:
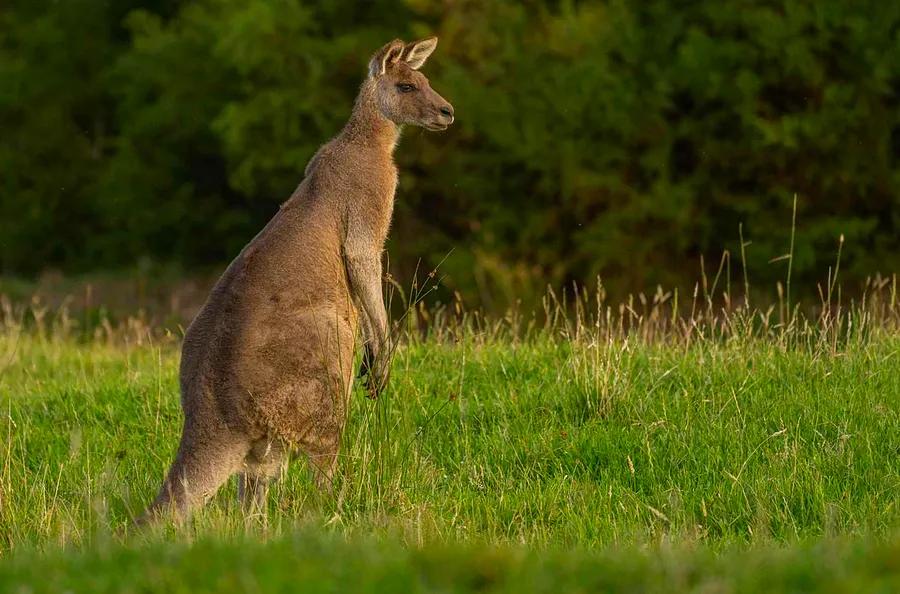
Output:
[{"xmin": 1, "ymin": 281, "xmax": 899, "ymax": 592}]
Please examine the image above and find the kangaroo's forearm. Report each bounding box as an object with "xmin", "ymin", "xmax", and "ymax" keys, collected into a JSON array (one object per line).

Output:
[
  {"xmin": 355, "ymin": 297, "xmax": 375, "ymax": 346},
  {"xmin": 345, "ymin": 256, "xmax": 388, "ymax": 351}
]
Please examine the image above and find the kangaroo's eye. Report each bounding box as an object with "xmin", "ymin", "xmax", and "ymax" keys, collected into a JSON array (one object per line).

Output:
[{"xmin": 396, "ymin": 83, "xmax": 416, "ymax": 93}]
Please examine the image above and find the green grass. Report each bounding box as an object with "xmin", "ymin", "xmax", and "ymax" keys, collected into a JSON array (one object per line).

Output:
[
  {"xmin": 2, "ymin": 531, "xmax": 899, "ymax": 593},
  {"xmin": 1, "ymin": 301, "xmax": 899, "ymax": 590}
]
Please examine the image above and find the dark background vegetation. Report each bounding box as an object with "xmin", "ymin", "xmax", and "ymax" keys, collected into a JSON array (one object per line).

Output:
[{"xmin": 2, "ymin": 0, "xmax": 899, "ymax": 310}]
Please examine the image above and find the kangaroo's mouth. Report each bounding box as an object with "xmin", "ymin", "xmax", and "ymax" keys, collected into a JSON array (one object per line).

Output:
[{"xmin": 425, "ymin": 122, "xmax": 449, "ymax": 132}]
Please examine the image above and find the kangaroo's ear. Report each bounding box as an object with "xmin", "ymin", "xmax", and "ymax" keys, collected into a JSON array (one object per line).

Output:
[
  {"xmin": 369, "ymin": 39, "xmax": 405, "ymax": 77},
  {"xmin": 401, "ymin": 37, "xmax": 438, "ymax": 70}
]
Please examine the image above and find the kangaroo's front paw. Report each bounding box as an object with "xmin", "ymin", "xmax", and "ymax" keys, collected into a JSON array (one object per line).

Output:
[
  {"xmin": 359, "ymin": 345, "xmax": 390, "ymax": 399},
  {"xmin": 363, "ymin": 359, "xmax": 390, "ymax": 399},
  {"xmin": 358, "ymin": 343, "xmax": 375, "ymax": 380}
]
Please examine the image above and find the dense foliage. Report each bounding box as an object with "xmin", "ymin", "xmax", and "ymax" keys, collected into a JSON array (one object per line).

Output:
[{"xmin": 2, "ymin": 0, "xmax": 899, "ymax": 305}]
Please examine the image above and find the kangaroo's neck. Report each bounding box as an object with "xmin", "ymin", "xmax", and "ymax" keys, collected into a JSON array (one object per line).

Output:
[{"xmin": 340, "ymin": 79, "xmax": 400, "ymax": 154}]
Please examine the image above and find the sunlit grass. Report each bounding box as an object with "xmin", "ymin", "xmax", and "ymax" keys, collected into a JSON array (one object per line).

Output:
[{"xmin": 0, "ymin": 279, "xmax": 898, "ymax": 590}]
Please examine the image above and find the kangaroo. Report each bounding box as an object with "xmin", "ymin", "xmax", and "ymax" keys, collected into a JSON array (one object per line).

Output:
[{"xmin": 140, "ymin": 37, "xmax": 454, "ymax": 522}]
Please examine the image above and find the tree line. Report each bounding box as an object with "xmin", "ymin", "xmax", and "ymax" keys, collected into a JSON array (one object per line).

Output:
[{"xmin": 2, "ymin": 0, "xmax": 898, "ymax": 308}]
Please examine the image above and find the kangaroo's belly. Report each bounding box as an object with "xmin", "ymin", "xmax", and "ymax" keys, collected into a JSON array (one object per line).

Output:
[{"xmin": 241, "ymin": 306, "xmax": 359, "ymax": 443}]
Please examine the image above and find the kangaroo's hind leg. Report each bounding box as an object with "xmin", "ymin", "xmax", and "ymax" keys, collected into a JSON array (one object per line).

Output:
[
  {"xmin": 238, "ymin": 437, "xmax": 286, "ymax": 522},
  {"xmin": 140, "ymin": 420, "xmax": 249, "ymax": 524},
  {"xmin": 303, "ymin": 363, "xmax": 354, "ymax": 494},
  {"xmin": 305, "ymin": 435, "xmax": 342, "ymax": 494}
]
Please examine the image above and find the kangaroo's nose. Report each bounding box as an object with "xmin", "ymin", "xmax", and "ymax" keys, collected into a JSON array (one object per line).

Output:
[{"xmin": 440, "ymin": 105, "xmax": 454, "ymax": 118}]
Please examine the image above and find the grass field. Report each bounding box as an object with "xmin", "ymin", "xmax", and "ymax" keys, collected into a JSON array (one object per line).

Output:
[{"xmin": 1, "ymin": 287, "xmax": 899, "ymax": 592}]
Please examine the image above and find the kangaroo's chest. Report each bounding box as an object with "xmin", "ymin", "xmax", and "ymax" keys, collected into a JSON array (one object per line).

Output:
[{"xmin": 355, "ymin": 162, "xmax": 397, "ymax": 244}]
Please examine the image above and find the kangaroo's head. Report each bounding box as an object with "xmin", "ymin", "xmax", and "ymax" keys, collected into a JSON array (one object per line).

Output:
[{"xmin": 368, "ymin": 37, "xmax": 454, "ymax": 131}]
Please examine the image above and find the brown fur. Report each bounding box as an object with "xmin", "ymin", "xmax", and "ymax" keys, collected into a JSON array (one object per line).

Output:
[{"xmin": 139, "ymin": 37, "xmax": 453, "ymax": 523}]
